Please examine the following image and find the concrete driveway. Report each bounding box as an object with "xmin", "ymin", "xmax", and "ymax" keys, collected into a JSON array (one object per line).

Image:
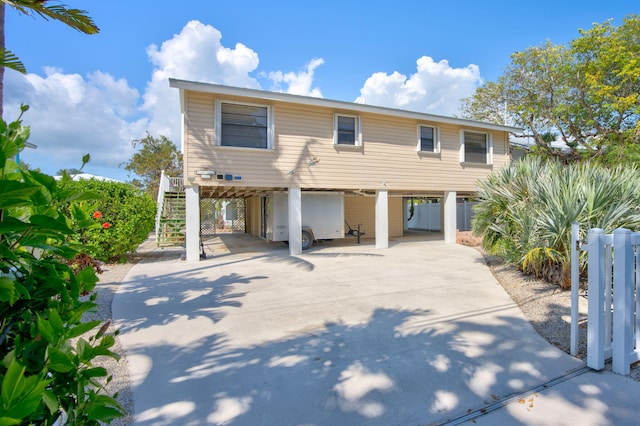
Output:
[{"xmin": 113, "ymin": 235, "xmax": 584, "ymax": 425}]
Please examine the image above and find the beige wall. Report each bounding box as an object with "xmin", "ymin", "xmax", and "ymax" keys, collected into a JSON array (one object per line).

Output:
[
  {"xmin": 183, "ymin": 91, "xmax": 510, "ymax": 193},
  {"xmin": 245, "ymin": 197, "xmax": 260, "ymax": 236},
  {"xmin": 244, "ymin": 194, "xmax": 403, "ymax": 239},
  {"xmin": 344, "ymin": 195, "xmax": 403, "ymax": 238}
]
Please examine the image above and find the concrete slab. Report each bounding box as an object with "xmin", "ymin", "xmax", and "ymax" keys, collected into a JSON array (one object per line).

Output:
[
  {"xmin": 113, "ymin": 236, "xmax": 592, "ymax": 425},
  {"xmin": 466, "ymin": 369, "xmax": 640, "ymax": 425}
]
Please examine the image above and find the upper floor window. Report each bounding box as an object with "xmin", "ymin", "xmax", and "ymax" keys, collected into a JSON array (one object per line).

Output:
[
  {"xmin": 418, "ymin": 125, "xmax": 439, "ymax": 153},
  {"xmin": 216, "ymin": 101, "xmax": 274, "ymax": 149},
  {"xmin": 461, "ymin": 130, "xmax": 492, "ymax": 164},
  {"xmin": 334, "ymin": 114, "xmax": 361, "ymax": 146}
]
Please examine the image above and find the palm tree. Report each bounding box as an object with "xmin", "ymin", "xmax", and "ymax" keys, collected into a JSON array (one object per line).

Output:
[
  {"xmin": 0, "ymin": 0, "xmax": 99, "ymax": 116},
  {"xmin": 473, "ymin": 156, "xmax": 640, "ymax": 287}
]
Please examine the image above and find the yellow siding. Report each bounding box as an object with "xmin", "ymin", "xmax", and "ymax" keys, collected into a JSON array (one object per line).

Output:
[
  {"xmin": 344, "ymin": 196, "xmax": 403, "ymax": 238},
  {"xmin": 184, "ymin": 91, "xmax": 510, "ymax": 193},
  {"xmin": 245, "ymin": 197, "xmax": 260, "ymax": 236}
]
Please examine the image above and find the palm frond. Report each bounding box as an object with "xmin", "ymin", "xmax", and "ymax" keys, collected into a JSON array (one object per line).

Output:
[
  {"xmin": 0, "ymin": 48, "xmax": 26, "ymax": 73},
  {"xmin": 472, "ymin": 155, "xmax": 640, "ymax": 285},
  {"xmin": 5, "ymin": 0, "xmax": 99, "ymax": 34}
]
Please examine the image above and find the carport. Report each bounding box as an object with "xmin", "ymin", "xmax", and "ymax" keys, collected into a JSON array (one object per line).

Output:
[{"xmin": 185, "ymin": 185, "xmax": 466, "ymax": 260}]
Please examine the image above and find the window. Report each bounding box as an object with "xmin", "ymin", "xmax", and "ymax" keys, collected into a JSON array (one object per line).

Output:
[
  {"xmin": 461, "ymin": 130, "xmax": 492, "ymax": 164},
  {"xmin": 216, "ymin": 101, "xmax": 273, "ymax": 149},
  {"xmin": 418, "ymin": 125, "xmax": 439, "ymax": 153},
  {"xmin": 334, "ymin": 114, "xmax": 361, "ymax": 146}
]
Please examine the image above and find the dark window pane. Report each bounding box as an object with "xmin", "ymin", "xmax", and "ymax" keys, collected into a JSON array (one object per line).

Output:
[
  {"xmin": 221, "ymin": 124, "xmax": 267, "ymax": 148},
  {"xmin": 221, "ymin": 103, "xmax": 268, "ymax": 148},
  {"xmin": 420, "ymin": 126, "xmax": 434, "ymax": 151},
  {"xmin": 464, "ymin": 132, "xmax": 487, "ymax": 163},
  {"xmin": 337, "ymin": 116, "xmax": 356, "ymax": 144}
]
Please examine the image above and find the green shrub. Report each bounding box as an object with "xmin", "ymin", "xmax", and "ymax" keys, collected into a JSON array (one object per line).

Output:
[
  {"xmin": 473, "ymin": 156, "xmax": 640, "ymax": 287},
  {"xmin": 0, "ymin": 106, "xmax": 123, "ymax": 424},
  {"xmin": 65, "ymin": 179, "xmax": 156, "ymax": 262}
]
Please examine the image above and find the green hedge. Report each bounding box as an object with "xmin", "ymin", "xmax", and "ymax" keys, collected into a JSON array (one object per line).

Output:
[{"xmin": 65, "ymin": 179, "xmax": 156, "ymax": 262}]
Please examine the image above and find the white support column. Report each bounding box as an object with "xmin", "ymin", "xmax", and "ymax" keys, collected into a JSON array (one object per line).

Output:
[
  {"xmin": 185, "ymin": 185, "xmax": 201, "ymax": 262},
  {"xmin": 288, "ymin": 187, "xmax": 302, "ymax": 255},
  {"xmin": 375, "ymin": 190, "xmax": 388, "ymax": 249},
  {"xmin": 443, "ymin": 191, "xmax": 457, "ymax": 244}
]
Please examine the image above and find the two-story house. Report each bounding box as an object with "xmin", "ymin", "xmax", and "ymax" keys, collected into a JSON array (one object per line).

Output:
[{"xmin": 169, "ymin": 79, "xmax": 519, "ymax": 261}]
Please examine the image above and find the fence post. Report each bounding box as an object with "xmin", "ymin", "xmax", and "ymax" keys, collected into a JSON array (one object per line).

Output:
[
  {"xmin": 612, "ymin": 228, "xmax": 633, "ymax": 375},
  {"xmin": 587, "ymin": 228, "xmax": 605, "ymax": 370},
  {"xmin": 570, "ymin": 222, "xmax": 579, "ymax": 356},
  {"xmin": 636, "ymin": 235, "xmax": 640, "ymax": 357}
]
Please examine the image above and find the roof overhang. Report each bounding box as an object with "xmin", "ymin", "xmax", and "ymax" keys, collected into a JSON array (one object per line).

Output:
[{"xmin": 169, "ymin": 78, "xmax": 523, "ymax": 134}]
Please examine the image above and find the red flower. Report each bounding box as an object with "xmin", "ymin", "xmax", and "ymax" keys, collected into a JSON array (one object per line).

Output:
[
  {"xmin": 93, "ymin": 211, "xmax": 102, "ymax": 219},
  {"xmin": 102, "ymin": 222, "xmax": 111, "ymax": 229}
]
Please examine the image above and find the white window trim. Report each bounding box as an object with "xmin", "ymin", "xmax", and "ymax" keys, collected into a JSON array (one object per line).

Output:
[
  {"xmin": 459, "ymin": 130, "xmax": 493, "ymax": 164},
  {"xmin": 214, "ymin": 99, "xmax": 275, "ymax": 149},
  {"xmin": 417, "ymin": 124, "xmax": 440, "ymax": 153},
  {"xmin": 333, "ymin": 113, "xmax": 362, "ymax": 146}
]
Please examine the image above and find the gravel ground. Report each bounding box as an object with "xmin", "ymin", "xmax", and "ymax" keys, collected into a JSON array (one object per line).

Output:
[
  {"xmin": 479, "ymin": 248, "xmax": 640, "ymax": 382},
  {"xmin": 89, "ymin": 236, "xmax": 640, "ymax": 424}
]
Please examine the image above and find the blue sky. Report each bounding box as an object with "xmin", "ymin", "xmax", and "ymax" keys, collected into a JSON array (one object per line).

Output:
[{"xmin": 5, "ymin": 1, "xmax": 638, "ymax": 180}]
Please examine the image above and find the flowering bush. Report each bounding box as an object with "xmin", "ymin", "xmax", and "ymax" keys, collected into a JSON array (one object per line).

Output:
[
  {"xmin": 65, "ymin": 180, "xmax": 156, "ymax": 262},
  {"xmin": 0, "ymin": 106, "xmax": 123, "ymax": 424}
]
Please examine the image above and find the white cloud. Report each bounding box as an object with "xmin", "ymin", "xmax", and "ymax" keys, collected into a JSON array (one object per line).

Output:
[
  {"xmin": 4, "ymin": 68, "xmax": 145, "ymax": 176},
  {"xmin": 265, "ymin": 58, "xmax": 324, "ymax": 97},
  {"xmin": 355, "ymin": 56, "xmax": 482, "ymax": 116},
  {"xmin": 4, "ymin": 20, "xmax": 264, "ymax": 179},
  {"xmin": 143, "ymin": 20, "xmax": 262, "ymax": 141},
  {"xmin": 4, "ymin": 20, "xmax": 483, "ymax": 180}
]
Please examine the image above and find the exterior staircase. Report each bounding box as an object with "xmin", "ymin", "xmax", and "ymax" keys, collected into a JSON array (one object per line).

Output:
[{"xmin": 156, "ymin": 171, "xmax": 186, "ymax": 247}]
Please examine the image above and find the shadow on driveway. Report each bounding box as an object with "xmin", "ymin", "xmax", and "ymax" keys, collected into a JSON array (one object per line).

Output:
[{"xmin": 113, "ymin": 238, "xmax": 585, "ymax": 425}]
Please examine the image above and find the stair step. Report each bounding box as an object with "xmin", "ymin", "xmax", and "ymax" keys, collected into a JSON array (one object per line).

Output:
[{"xmin": 157, "ymin": 189, "xmax": 187, "ymax": 247}]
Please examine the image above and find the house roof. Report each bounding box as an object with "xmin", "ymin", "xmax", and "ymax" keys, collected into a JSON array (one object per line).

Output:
[{"xmin": 169, "ymin": 78, "xmax": 523, "ymax": 134}]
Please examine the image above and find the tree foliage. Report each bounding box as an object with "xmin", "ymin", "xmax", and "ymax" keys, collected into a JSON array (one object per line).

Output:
[
  {"xmin": 56, "ymin": 168, "xmax": 83, "ymax": 176},
  {"xmin": 122, "ymin": 132, "xmax": 182, "ymax": 197},
  {"xmin": 1, "ymin": 0, "xmax": 98, "ymax": 73},
  {"xmin": 0, "ymin": 1, "xmax": 99, "ymax": 115},
  {"xmin": 0, "ymin": 107, "xmax": 123, "ymax": 424},
  {"xmin": 461, "ymin": 15, "xmax": 640, "ymax": 164}
]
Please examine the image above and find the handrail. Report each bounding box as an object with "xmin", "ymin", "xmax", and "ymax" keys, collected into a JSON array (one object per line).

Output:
[
  {"xmin": 169, "ymin": 177, "xmax": 184, "ymax": 192},
  {"xmin": 155, "ymin": 170, "xmax": 170, "ymax": 236}
]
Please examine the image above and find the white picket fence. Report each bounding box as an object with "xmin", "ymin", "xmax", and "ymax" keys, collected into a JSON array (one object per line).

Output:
[
  {"xmin": 405, "ymin": 201, "xmax": 477, "ymax": 231},
  {"xmin": 582, "ymin": 227, "xmax": 640, "ymax": 375}
]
